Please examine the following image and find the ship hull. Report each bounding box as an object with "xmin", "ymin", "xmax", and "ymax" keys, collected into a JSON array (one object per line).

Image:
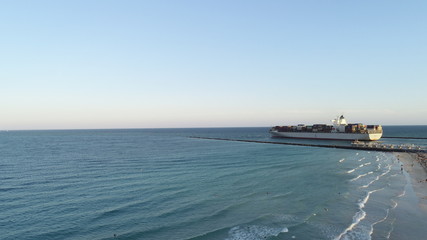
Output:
[{"xmin": 270, "ymin": 131, "xmax": 382, "ymax": 141}]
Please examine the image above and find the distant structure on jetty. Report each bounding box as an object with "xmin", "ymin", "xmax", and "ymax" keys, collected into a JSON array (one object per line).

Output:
[
  {"xmin": 270, "ymin": 115, "xmax": 383, "ymax": 141},
  {"xmin": 351, "ymin": 140, "xmax": 426, "ymax": 151},
  {"xmin": 190, "ymin": 137, "xmax": 427, "ymax": 153}
]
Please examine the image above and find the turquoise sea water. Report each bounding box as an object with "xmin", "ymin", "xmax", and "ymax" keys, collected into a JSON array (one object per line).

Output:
[{"xmin": 1, "ymin": 126, "xmax": 426, "ymax": 240}]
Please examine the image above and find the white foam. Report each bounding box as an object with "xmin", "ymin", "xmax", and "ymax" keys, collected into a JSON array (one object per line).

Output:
[
  {"xmin": 335, "ymin": 210, "xmax": 366, "ymax": 240},
  {"xmin": 397, "ymin": 190, "xmax": 406, "ymax": 198},
  {"xmin": 339, "ymin": 158, "xmax": 345, "ymax": 163},
  {"xmin": 391, "ymin": 199, "xmax": 398, "ymax": 209},
  {"xmin": 347, "ymin": 162, "xmax": 371, "ymax": 174},
  {"xmin": 225, "ymin": 224, "xmax": 286, "ymax": 240},
  {"xmin": 350, "ymin": 171, "xmax": 373, "ymax": 182},
  {"xmin": 347, "ymin": 165, "xmax": 362, "ymax": 173},
  {"xmin": 370, "ymin": 208, "xmax": 390, "ymax": 237},
  {"xmin": 385, "ymin": 217, "xmax": 396, "ymax": 239},
  {"xmin": 361, "ymin": 165, "xmax": 391, "ymax": 188},
  {"xmin": 358, "ymin": 157, "xmax": 366, "ymax": 162},
  {"xmin": 335, "ymin": 188, "xmax": 383, "ymax": 240},
  {"xmin": 360, "ymin": 188, "xmax": 383, "ymax": 208}
]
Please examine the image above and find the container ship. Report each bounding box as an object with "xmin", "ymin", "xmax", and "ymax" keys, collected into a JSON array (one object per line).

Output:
[{"xmin": 270, "ymin": 115, "xmax": 383, "ymax": 141}]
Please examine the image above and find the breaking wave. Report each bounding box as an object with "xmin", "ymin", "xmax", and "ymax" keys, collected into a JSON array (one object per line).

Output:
[{"xmin": 335, "ymin": 188, "xmax": 384, "ymax": 240}]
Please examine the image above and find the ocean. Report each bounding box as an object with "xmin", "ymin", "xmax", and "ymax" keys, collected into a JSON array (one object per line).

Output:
[{"xmin": 1, "ymin": 126, "xmax": 426, "ymax": 240}]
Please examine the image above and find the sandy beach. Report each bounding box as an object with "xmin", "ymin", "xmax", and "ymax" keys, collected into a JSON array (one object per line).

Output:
[
  {"xmin": 395, "ymin": 152, "xmax": 427, "ymax": 212},
  {"xmin": 388, "ymin": 152, "xmax": 427, "ymax": 239}
]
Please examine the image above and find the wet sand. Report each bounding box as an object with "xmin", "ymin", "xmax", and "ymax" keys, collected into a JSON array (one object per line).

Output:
[
  {"xmin": 389, "ymin": 152, "xmax": 427, "ymax": 239},
  {"xmin": 395, "ymin": 152, "xmax": 427, "ymax": 212}
]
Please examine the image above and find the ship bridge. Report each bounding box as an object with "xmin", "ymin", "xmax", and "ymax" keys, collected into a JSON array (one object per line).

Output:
[{"xmin": 332, "ymin": 115, "xmax": 347, "ymax": 132}]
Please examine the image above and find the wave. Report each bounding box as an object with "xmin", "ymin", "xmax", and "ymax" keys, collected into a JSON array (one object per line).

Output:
[
  {"xmin": 391, "ymin": 199, "xmax": 398, "ymax": 209},
  {"xmin": 339, "ymin": 158, "xmax": 345, "ymax": 163},
  {"xmin": 361, "ymin": 165, "xmax": 392, "ymax": 188},
  {"xmin": 267, "ymin": 191, "xmax": 293, "ymax": 200},
  {"xmin": 225, "ymin": 225, "xmax": 286, "ymax": 240},
  {"xmin": 350, "ymin": 171, "xmax": 373, "ymax": 182},
  {"xmin": 347, "ymin": 162, "xmax": 371, "ymax": 174},
  {"xmin": 0, "ymin": 187, "xmax": 24, "ymax": 192},
  {"xmin": 397, "ymin": 190, "xmax": 406, "ymax": 198},
  {"xmin": 335, "ymin": 211, "xmax": 366, "ymax": 240},
  {"xmin": 157, "ymin": 198, "xmax": 249, "ymax": 222},
  {"xmin": 334, "ymin": 188, "xmax": 384, "ymax": 240},
  {"xmin": 347, "ymin": 165, "xmax": 363, "ymax": 174},
  {"xmin": 369, "ymin": 208, "xmax": 390, "ymax": 237},
  {"xmin": 224, "ymin": 214, "xmax": 305, "ymax": 240},
  {"xmin": 187, "ymin": 214, "xmax": 300, "ymax": 240},
  {"xmin": 385, "ymin": 217, "xmax": 397, "ymax": 239},
  {"xmin": 127, "ymin": 201, "xmax": 252, "ymax": 240}
]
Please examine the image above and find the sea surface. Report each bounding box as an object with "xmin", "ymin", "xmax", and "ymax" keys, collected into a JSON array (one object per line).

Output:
[{"xmin": 1, "ymin": 126, "xmax": 427, "ymax": 240}]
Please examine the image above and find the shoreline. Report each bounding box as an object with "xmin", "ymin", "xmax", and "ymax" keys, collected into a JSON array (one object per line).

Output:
[{"xmin": 394, "ymin": 152, "xmax": 427, "ymax": 212}]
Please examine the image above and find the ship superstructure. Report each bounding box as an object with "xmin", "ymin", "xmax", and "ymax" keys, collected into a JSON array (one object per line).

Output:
[{"xmin": 270, "ymin": 115, "xmax": 382, "ymax": 141}]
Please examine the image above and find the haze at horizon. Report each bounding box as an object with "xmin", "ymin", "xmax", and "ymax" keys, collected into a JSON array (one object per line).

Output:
[{"xmin": 2, "ymin": 0, "xmax": 426, "ymax": 130}]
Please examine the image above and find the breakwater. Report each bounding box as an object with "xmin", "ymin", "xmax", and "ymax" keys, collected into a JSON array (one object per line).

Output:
[
  {"xmin": 383, "ymin": 136, "xmax": 427, "ymax": 140},
  {"xmin": 190, "ymin": 137, "xmax": 427, "ymax": 153}
]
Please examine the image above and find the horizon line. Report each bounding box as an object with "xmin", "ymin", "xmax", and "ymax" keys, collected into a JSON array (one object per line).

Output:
[{"xmin": 2, "ymin": 124, "xmax": 427, "ymax": 131}]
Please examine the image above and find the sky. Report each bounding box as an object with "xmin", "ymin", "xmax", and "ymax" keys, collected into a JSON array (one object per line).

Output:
[{"xmin": 1, "ymin": 0, "xmax": 426, "ymax": 130}]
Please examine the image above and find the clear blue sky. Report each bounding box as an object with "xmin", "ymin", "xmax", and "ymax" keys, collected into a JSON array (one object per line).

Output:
[{"xmin": 1, "ymin": 0, "xmax": 426, "ymax": 130}]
